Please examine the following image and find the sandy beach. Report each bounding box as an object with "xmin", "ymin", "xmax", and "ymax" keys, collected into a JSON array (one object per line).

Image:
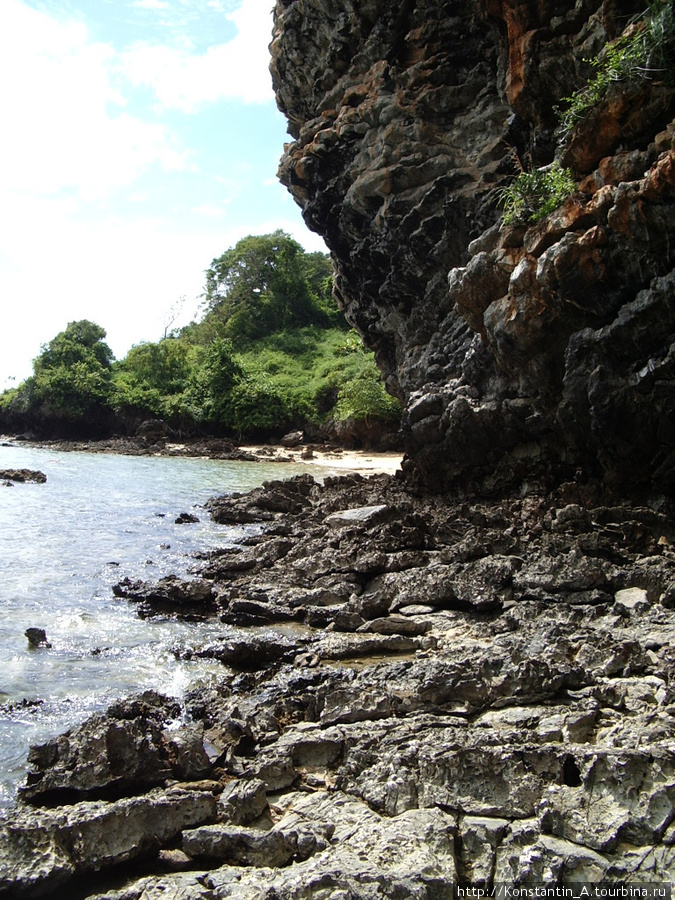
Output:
[{"xmin": 244, "ymin": 444, "xmax": 404, "ymax": 476}]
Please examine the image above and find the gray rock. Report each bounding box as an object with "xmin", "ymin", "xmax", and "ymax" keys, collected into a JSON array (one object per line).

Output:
[
  {"xmin": 21, "ymin": 691, "xmax": 182, "ymax": 803},
  {"xmin": 0, "ymin": 788, "xmax": 216, "ymax": 897},
  {"xmin": 218, "ymin": 778, "xmax": 268, "ymax": 825},
  {"xmin": 614, "ymin": 586, "xmax": 650, "ymax": 616},
  {"xmin": 325, "ymin": 505, "xmax": 389, "ymax": 527},
  {"xmin": 183, "ymin": 822, "xmax": 295, "ymax": 867},
  {"xmin": 0, "ymin": 469, "xmax": 46, "ymax": 483}
]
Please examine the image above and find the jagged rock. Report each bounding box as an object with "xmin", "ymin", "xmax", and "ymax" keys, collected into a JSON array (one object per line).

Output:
[
  {"xmin": 195, "ymin": 634, "xmax": 299, "ymax": 670},
  {"xmin": 112, "ymin": 575, "xmax": 215, "ymax": 618},
  {"xmin": 271, "ymin": 0, "xmax": 675, "ymax": 496},
  {"xmin": 325, "ymin": 504, "xmax": 389, "ymax": 527},
  {"xmin": 183, "ymin": 822, "xmax": 296, "ymax": 867},
  {"xmin": 19, "ymin": 692, "xmax": 207, "ymax": 804},
  {"xmin": 24, "ymin": 628, "xmax": 51, "ymax": 649},
  {"xmin": 7, "ymin": 469, "xmax": 675, "ymax": 894},
  {"xmin": 218, "ymin": 778, "xmax": 268, "ymax": 825},
  {"xmin": 205, "ymin": 474, "xmax": 316, "ymax": 524},
  {"xmin": 0, "ymin": 788, "xmax": 216, "ymax": 898},
  {"xmin": 174, "ymin": 512, "xmax": 199, "ymax": 524},
  {"xmin": 0, "ymin": 468, "xmax": 46, "ymax": 483}
]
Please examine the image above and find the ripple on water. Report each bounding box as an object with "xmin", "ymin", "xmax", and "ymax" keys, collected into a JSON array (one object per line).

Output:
[{"xmin": 0, "ymin": 443, "xmax": 318, "ymax": 808}]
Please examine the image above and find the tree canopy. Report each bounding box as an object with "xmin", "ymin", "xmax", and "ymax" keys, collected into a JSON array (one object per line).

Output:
[
  {"xmin": 198, "ymin": 231, "xmax": 341, "ymax": 345},
  {"xmin": 0, "ymin": 236, "xmax": 400, "ymax": 443}
]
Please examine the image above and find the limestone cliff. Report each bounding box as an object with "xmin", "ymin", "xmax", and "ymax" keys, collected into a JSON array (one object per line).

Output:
[{"xmin": 271, "ymin": 0, "xmax": 675, "ymax": 496}]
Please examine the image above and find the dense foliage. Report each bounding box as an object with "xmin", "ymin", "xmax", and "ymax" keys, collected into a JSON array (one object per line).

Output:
[
  {"xmin": 498, "ymin": 162, "xmax": 576, "ymax": 225},
  {"xmin": 558, "ymin": 0, "xmax": 675, "ymax": 135},
  {"xmin": 0, "ymin": 321, "xmax": 114, "ymax": 435},
  {"xmin": 0, "ymin": 232, "xmax": 400, "ymax": 443}
]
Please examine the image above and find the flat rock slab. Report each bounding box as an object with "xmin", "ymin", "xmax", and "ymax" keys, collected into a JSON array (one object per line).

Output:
[
  {"xmin": 325, "ymin": 505, "xmax": 389, "ymax": 526},
  {"xmin": 0, "ymin": 788, "xmax": 216, "ymax": 897}
]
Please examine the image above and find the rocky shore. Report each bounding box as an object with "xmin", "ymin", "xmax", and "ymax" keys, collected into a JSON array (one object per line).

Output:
[
  {"xmin": 3, "ymin": 0, "xmax": 675, "ymax": 893},
  {"xmin": 2, "ymin": 471, "xmax": 674, "ymax": 897},
  {"xmin": 2, "ymin": 433, "xmax": 403, "ymax": 475}
]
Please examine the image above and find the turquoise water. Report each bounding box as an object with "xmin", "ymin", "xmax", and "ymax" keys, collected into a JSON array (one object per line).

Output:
[{"xmin": 0, "ymin": 444, "xmax": 318, "ymax": 808}]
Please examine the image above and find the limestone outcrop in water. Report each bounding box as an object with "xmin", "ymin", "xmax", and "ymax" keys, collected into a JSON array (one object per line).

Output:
[{"xmin": 271, "ymin": 0, "xmax": 675, "ymax": 495}]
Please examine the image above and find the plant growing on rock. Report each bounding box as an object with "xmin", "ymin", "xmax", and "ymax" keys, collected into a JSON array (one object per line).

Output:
[
  {"xmin": 557, "ymin": 0, "xmax": 675, "ymax": 134},
  {"xmin": 498, "ymin": 162, "xmax": 576, "ymax": 225}
]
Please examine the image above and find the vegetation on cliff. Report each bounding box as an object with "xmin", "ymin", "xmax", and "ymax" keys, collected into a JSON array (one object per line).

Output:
[
  {"xmin": 557, "ymin": 0, "xmax": 675, "ymax": 135},
  {"xmin": 0, "ymin": 232, "xmax": 400, "ymax": 443},
  {"xmin": 498, "ymin": 161, "xmax": 576, "ymax": 224}
]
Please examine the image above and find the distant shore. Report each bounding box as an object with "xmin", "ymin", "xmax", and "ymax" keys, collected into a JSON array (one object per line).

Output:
[{"xmin": 0, "ymin": 434, "xmax": 403, "ymax": 477}]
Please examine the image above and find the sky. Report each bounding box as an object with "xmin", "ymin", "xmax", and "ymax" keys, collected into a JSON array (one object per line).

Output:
[{"xmin": 0, "ymin": 0, "xmax": 325, "ymax": 389}]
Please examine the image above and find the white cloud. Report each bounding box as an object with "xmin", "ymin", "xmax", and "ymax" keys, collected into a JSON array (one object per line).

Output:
[
  {"xmin": 0, "ymin": 0, "xmax": 319, "ymax": 392},
  {"xmin": 119, "ymin": 0, "xmax": 276, "ymax": 110},
  {"xmin": 0, "ymin": 193, "xmax": 238, "ymax": 386},
  {"xmin": 133, "ymin": 0, "xmax": 171, "ymax": 8},
  {"xmin": 0, "ymin": 0, "xmax": 185, "ymax": 202}
]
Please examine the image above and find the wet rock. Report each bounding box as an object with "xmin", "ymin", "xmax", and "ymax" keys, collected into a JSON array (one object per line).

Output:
[
  {"xmin": 194, "ymin": 634, "xmax": 299, "ymax": 670},
  {"xmin": 112, "ymin": 575, "xmax": 215, "ymax": 617},
  {"xmin": 24, "ymin": 628, "xmax": 51, "ymax": 649},
  {"xmin": 0, "ymin": 469, "xmax": 46, "ymax": 483},
  {"xmin": 165, "ymin": 723, "xmax": 212, "ymax": 781},
  {"xmin": 6, "ymin": 473, "xmax": 675, "ymax": 894},
  {"xmin": 174, "ymin": 512, "xmax": 199, "ymax": 524},
  {"xmin": 20, "ymin": 692, "xmax": 194, "ymax": 804},
  {"xmin": 206, "ymin": 474, "xmax": 316, "ymax": 524}
]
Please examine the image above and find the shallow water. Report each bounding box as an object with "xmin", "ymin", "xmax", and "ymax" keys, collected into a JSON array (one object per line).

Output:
[{"xmin": 0, "ymin": 443, "xmax": 320, "ymax": 808}]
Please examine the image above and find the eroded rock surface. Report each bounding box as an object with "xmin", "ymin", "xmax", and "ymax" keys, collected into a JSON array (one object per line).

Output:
[
  {"xmin": 2, "ymin": 475, "xmax": 675, "ymax": 896},
  {"xmin": 271, "ymin": 0, "xmax": 675, "ymax": 495}
]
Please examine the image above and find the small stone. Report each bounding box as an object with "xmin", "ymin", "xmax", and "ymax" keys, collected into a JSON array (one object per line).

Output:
[
  {"xmin": 25, "ymin": 628, "xmax": 51, "ymax": 649},
  {"xmin": 175, "ymin": 512, "xmax": 199, "ymax": 524},
  {"xmin": 614, "ymin": 587, "xmax": 649, "ymax": 616}
]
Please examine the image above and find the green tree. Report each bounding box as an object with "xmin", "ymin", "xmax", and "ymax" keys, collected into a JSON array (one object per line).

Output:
[
  {"xmin": 114, "ymin": 339, "xmax": 191, "ymax": 395},
  {"xmin": 34, "ymin": 320, "xmax": 114, "ymax": 373},
  {"xmin": 335, "ymin": 363, "xmax": 402, "ymax": 426},
  {"xmin": 228, "ymin": 374, "xmax": 291, "ymax": 436},
  {"xmin": 28, "ymin": 320, "xmax": 114, "ymax": 419},
  {"xmin": 200, "ymin": 231, "xmax": 340, "ymax": 345},
  {"xmin": 187, "ymin": 338, "xmax": 242, "ymax": 427}
]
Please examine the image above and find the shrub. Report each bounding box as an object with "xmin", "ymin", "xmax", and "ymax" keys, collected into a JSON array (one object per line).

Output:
[
  {"xmin": 558, "ymin": 1, "xmax": 675, "ymax": 134},
  {"xmin": 498, "ymin": 162, "xmax": 576, "ymax": 225},
  {"xmin": 335, "ymin": 365, "xmax": 401, "ymax": 425}
]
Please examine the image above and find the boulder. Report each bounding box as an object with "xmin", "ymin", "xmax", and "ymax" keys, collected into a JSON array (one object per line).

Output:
[
  {"xmin": 0, "ymin": 788, "xmax": 216, "ymax": 897},
  {"xmin": 0, "ymin": 469, "xmax": 46, "ymax": 483}
]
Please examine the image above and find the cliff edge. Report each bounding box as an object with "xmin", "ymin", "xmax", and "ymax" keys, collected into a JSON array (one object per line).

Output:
[{"xmin": 271, "ymin": 0, "xmax": 675, "ymax": 496}]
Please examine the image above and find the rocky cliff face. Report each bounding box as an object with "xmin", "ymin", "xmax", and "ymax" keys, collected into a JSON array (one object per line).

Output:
[{"xmin": 271, "ymin": 0, "xmax": 675, "ymax": 496}]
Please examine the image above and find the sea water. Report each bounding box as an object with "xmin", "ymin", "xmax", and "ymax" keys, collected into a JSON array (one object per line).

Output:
[{"xmin": 0, "ymin": 443, "xmax": 321, "ymax": 808}]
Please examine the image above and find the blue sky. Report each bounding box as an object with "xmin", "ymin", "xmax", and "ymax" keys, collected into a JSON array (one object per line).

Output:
[{"xmin": 0, "ymin": 0, "xmax": 324, "ymax": 389}]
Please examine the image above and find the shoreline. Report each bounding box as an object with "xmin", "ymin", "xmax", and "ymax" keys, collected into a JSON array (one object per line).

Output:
[
  {"xmin": 3, "ymin": 470, "xmax": 675, "ymax": 895},
  {"xmin": 1, "ymin": 434, "xmax": 403, "ymax": 477}
]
